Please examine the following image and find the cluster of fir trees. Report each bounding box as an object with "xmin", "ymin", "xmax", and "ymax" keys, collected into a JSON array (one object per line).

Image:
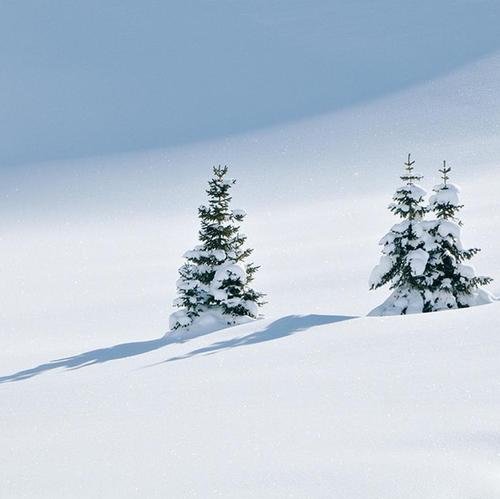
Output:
[
  {"xmin": 369, "ymin": 154, "xmax": 493, "ymax": 316},
  {"xmin": 170, "ymin": 160, "xmax": 493, "ymax": 331}
]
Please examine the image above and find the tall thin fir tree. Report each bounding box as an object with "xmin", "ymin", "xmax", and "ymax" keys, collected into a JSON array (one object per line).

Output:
[
  {"xmin": 426, "ymin": 162, "xmax": 493, "ymax": 310},
  {"xmin": 369, "ymin": 154, "xmax": 434, "ymax": 315},
  {"xmin": 170, "ymin": 166, "xmax": 264, "ymax": 330}
]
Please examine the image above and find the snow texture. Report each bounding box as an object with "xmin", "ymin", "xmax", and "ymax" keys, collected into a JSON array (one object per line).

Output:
[
  {"xmin": 429, "ymin": 182, "xmax": 461, "ymax": 208},
  {"xmin": 368, "ymin": 255, "xmax": 393, "ymax": 289},
  {"xmin": 437, "ymin": 220, "xmax": 461, "ymax": 239},
  {"xmin": 407, "ymin": 248, "xmax": 430, "ymax": 276},
  {"xmin": 4, "ymin": 306, "xmax": 500, "ymax": 498}
]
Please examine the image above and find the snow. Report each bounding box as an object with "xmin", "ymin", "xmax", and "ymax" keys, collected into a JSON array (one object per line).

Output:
[
  {"xmin": 437, "ymin": 220, "xmax": 461, "ymax": 239},
  {"xmin": 407, "ymin": 248, "xmax": 430, "ymax": 276},
  {"xmin": 231, "ymin": 209, "xmax": 247, "ymax": 218},
  {"xmin": 169, "ymin": 308, "xmax": 254, "ymax": 338},
  {"xmin": 213, "ymin": 263, "xmax": 247, "ymax": 286},
  {"xmin": 183, "ymin": 248, "xmax": 228, "ymax": 262},
  {"xmin": 4, "ymin": 306, "xmax": 500, "ymax": 498},
  {"xmin": 2, "ymin": 40, "xmax": 500, "ymax": 499},
  {"xmin": 369, "ymin": 255, "xmax": 392, "ymax": 288},
  {"xmin": 241, "ymin": 299, "xmax": 260, "ymax": 317},
  {"xmin": 212, "ymin": 249, "xmax": 226, "ymax": 261},
  {"xmin": 172, "ymin": 240, "xmax": 257, "ymax": 329},
  {"xmin": 388, "ymin": 220, "xmax": 410, "ymax": 235},
  {"xmin": 431, "ymin": 288, "xmax": 457, "ymax": 310},
  {"xmin": 429, "ymin": 183, "xmax": 462, "ymax": 207},
  {"xmin": 418, "ymin": 221, "xmax": 440, "ymax": 252},
  {"xmin": 368, "ymin": 288, "xmax": 425, "ymax": 316},
  {"xmin": 370, "ymin": 160, "xmax": 488, "ymax": 315},
  {"xmin": 460, "ymin": 288, "xmax": 496, "ymax": 307},
  {"xmin": 393, "ymin": 183, "xmax": 427, "ymax": 201},
  {"xmin": 458, "ymin": 264, "xmax": 477, "ymax": 279},
  {"xmin": 168, "ymin": 309, "xmax": 191, "ymax": 329}
]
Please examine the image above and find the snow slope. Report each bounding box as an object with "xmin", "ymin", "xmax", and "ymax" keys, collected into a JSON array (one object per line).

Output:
[
  {"xmin": 2, "ymin": 50, "xmax": 500, "ymax": 498},
  {"xmin": 3, "ymin": 0, "xmax": 500, "ymax": 166},
  {"xmin": 2, "ymin": 306, "xmax": 500, "ymax": 498}
]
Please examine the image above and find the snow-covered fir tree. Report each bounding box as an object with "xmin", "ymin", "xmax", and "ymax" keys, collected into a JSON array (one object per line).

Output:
[
  {"xmin": 426, "ymin": 162, "xmax": 493, "ymax": 310},
  {"xmin": 170, "ymin": 166, "xmax": 264, "ymax": 331},
  {"xmin": 369, "ymin": 154, "xmax": 434, "ymax": 315}
]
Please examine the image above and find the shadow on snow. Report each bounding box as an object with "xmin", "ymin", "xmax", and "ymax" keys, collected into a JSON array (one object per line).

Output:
[
  {"xmin": 161, "ymin": 314, "xmax": 356, "ymax": 363},
  {"xmin": 0, "ymin": 335, "xmax": 177, "ymax": 384},
  {"xmin": 0, "ymin": 314, "xmax": 356, "ymax": 383}
]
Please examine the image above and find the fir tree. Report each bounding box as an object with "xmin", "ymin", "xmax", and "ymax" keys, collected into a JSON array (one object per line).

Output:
[
  {"xmin": 426, "ymin": 162, "xmax": 493, "ymax": 310},
  {"xmin": 170, "ymin": 166, "xmax": 264, "ymax": 330},
  {"xmin": 369, "ymin": 154, "xmax": 434, "ymax": 315}
]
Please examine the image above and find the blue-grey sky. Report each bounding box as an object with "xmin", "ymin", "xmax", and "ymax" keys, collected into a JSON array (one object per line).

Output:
[{"xmin": 2, "ymin": 0, "xmax": 500, "ymax": 168}]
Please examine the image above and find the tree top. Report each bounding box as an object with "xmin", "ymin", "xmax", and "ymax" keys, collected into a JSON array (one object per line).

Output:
[
  {"xmin": 438, "ymin": 160, "xmax": 451, "ymax": 187},
  {"xmin": 401, "ymin": 153, "xmax": 423, "ymax": 185}
]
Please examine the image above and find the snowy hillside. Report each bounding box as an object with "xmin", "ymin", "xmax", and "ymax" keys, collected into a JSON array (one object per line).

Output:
[
  {"xmin": 3, "ymin": 0, "xmax": 500, "ymax": 166},
  {"xmin": 2, "ymin": 23, "xmax": 500, "ymax": 499},
  {"xmin": 3, "ymin": 305, "xmax": 500, "ymax": 498}
]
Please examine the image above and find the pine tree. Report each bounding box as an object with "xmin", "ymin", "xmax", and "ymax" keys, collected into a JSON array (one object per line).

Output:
[
  {"xmin": 170, "ymin": 166, "xmax": 264, "ymax": 330},
  {"xmin": 426, "ymin": 162, "xmax": 493, "ymax": 310},
  {"xmin": 369, "ymin": 154, "xmax": 434, "ymax": 315}
]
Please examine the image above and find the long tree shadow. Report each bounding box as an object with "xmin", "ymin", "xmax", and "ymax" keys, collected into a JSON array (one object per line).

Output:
[
  {"xmin": 0, "ymin": 335, "xmax": 181, "ymax": 384},
  {"xmin": 163, "ymin": 314, "xmax": 356, "ymax": 363},
  {"xmin": 2, "ymin": 315, "xmax": 357, "ymax": 383}
]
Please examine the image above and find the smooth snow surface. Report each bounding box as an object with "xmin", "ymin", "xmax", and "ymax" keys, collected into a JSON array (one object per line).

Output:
[{"xmin": 2, "ymin": 307, "xmax": 500, "ymax": 498}]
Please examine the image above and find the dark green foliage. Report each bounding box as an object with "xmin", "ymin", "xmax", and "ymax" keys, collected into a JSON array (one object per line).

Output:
[
  {"xmin": 426, "ymin": 163, "xmax": 492, "ymax": 310},
  {"xmin": 171, "ymin": 166, "xmax": 264, "ymax": 329}
]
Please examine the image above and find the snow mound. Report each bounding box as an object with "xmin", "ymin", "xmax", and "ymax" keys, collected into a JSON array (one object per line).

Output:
[
  {"xmin": 368, "ymin": 288, "xmax": 425, "ymax": 316},
  {"xmin": 458, "ymin": 288, "xmax": 496, "ymax": 307},
  {"xmin": 369, "ymin": 287, "xmax": 495, "ymax": 316},
  {"xmin": 168, "ymin": 308, "xmax": 256, "ymax": 338}
]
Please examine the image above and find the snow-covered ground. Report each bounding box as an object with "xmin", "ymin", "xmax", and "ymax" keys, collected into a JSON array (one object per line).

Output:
[
  {"xmin": 2, "ymin": 306, "xmax": 500, "ymax": 498},
  {"xmin": 2, "ymin": 50, "xmax": 500, "ymax": 497}
]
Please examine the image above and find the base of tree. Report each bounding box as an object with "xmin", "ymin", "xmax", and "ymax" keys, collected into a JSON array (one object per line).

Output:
[
  {"xmin": 456, "ymin": 288, "xmax": 496, "ymax": 308},
  {"xmin": 168, "ymin": 308, "xmax": 258, "ymax": 336},
  {"xmin": 368, "ymin": 288, "xmax": 425, "ymax": 316},
  {"xmin": 368, "ymin": 288, "xmax": 496, "ymax": 317}
]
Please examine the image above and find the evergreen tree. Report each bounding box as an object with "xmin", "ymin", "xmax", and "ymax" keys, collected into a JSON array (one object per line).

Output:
[
  {"xmin": 369, "ymin": 154, "xmax": 434, "ymax": 315},
  {"xmin": 170, "ymin": 166, "xmax": 264, "ymax": 330},
  {"xmin": 426, "ymin": 162, "xmax": 493, "ymax": 310}
]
